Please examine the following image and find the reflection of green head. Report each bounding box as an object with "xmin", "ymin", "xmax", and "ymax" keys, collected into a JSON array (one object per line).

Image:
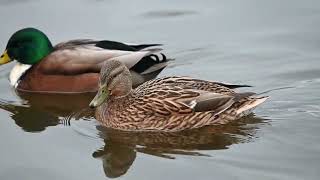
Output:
[{"xmin": 2, "ymin": 28, "xmax": 53, "ymax": 65}]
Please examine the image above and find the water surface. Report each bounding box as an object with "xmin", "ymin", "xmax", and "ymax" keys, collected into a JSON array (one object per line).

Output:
[{"xmin": 0, "ymin": 0, "xmax": 320, "ymax": 179}]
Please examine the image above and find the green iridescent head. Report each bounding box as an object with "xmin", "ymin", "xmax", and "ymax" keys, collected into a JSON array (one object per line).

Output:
[{"xmin": 0, "ymin": 28, "xmax": 53, "ymax": 65}]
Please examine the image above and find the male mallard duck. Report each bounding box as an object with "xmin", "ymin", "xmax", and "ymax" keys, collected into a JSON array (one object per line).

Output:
[
  {"xmin": 89, "ymin": 60, "xmax": 268, "ymax": 132},
  {"xmin": 0, "ymin": 28, "xmax": 169, "ymax": 93}
]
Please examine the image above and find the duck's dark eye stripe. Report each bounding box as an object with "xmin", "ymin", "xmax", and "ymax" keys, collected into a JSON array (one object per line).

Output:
[
  {"xmin": 108, "ymin": 66, "xmax": 125, "ymax": 81},
  {"xmin": 0, "ymin": 55, "xmax": 4, "ymax": 58}
]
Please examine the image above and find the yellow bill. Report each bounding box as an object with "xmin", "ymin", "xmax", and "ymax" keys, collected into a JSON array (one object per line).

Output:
[{"xmin": 0, "ymin": 50, "xmax": 11, "ymax": 64}]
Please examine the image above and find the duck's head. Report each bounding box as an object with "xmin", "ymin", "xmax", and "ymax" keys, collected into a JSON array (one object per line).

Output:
[
  {"xmin": 0, "ymin": 28, "xmax": 53, "ymax": 65},
  {"xmin": 89, "ymin": 60, "xmax": 132, "ymax": 108}
]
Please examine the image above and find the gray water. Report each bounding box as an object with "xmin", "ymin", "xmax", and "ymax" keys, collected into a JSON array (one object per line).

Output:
[{"xmin": 0, "ymin": 0, "xmax": 320, "ymax": 179}]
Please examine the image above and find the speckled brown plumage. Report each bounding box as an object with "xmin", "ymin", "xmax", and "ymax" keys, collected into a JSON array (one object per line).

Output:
[{"xmin": 95, "ymin": 76, "xmax": 268, "ymax": 132}]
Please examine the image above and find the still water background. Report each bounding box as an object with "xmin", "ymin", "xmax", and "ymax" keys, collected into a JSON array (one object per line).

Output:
[{"xmin": 0, "ymin": 0, "xmax": 320, "ymax": 179}]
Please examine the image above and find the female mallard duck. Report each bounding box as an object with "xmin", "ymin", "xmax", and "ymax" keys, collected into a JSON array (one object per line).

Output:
[
  {"xmin": 89, "ymin": 60, "xmax": 268, "ymax": 132},
  {"xmin": 0, "ymin": 28, "xmax": 169, "ymax": 93}
]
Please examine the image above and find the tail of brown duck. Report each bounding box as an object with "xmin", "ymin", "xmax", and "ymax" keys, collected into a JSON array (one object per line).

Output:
[
  {"xmin": 210, "ymin": 94, "xmax": 268, "ymax": 125},
  {"xmin": 235, "ymin": 96, "xmax": 269, "ymax": 118}
]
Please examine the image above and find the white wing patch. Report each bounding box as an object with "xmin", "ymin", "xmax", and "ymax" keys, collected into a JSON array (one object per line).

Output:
[
  {"xmin": 188, "ymin": 100, "xmax": 197, "ymax": 109},
  {"xmin": 9, "ymin": 62, "xmax": 32, "ymax": 88}
]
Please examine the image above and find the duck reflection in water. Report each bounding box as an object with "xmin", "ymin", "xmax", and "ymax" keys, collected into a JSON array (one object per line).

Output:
[
  {"xmin": 0, "ymin": 91, "xmax": 95, "ymax": 132},
  {"xmin": 0, "ymin": 91, "xmax": 267, "ymax": 178},
  {"xmin": 93, "ymin": 115, "xmax": 267, "ymax": 178}
]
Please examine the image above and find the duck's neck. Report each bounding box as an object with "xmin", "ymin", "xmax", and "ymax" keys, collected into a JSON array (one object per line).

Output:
[
  {"xmin": 108, "ymin": 91, "xmax": 134, "ymax": 110},
  {"xmin": 96, "ymin": 92, "xmax": 134, "ymax": 127},
  {"xmin": 9, "ymin": 62, "xmax": 32, "ymax": 88}
]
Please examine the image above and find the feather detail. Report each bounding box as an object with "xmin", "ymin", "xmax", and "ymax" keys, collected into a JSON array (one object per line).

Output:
[
  {"xmin": 96, "ymin": 76, "xmax": 268, "ymax": 132},
  {"xmin": 36, "ymin": 40, "xmax": 169, "ymax": 88}
]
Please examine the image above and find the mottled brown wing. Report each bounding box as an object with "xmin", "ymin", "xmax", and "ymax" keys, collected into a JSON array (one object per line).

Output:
[
  {"xmin": 136, "ymin": 76, "xmax": 236, "ymax": 95},
  {"xmin": 134, "ymin": 80, "xmax": 237, "ymax": 117},
  {"xmin": 134, "ymin": 77, "xmax": 255, "ymax": 116},
  {"xmin": 134, "ymin": 86, "xmax": 199, "ymax": 116}
]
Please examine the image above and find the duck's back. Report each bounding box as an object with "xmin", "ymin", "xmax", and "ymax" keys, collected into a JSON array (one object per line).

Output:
[{"xmin": 13, "ymin": 40, "xmax": 169, "ymax": 93}]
